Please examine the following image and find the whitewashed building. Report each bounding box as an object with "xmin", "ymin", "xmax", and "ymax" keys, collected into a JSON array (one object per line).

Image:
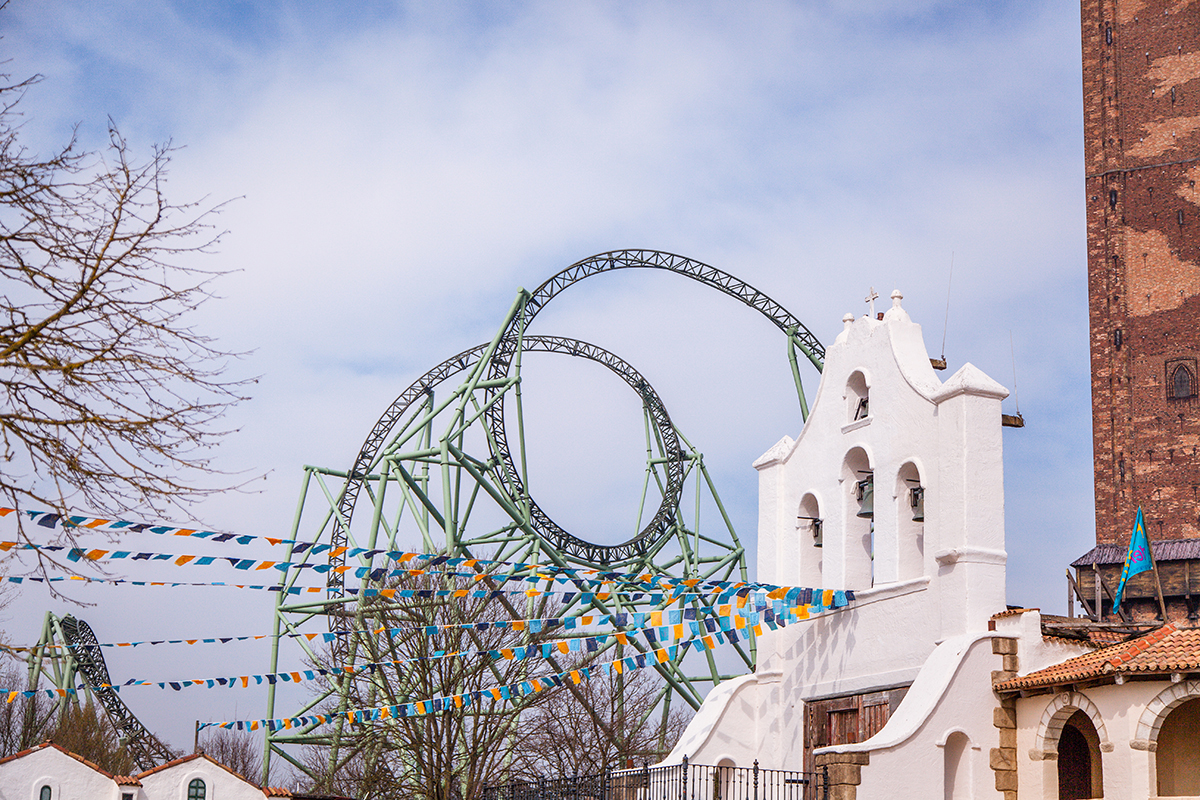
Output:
[
  {"xmin": 665, "ymin": 291, "xmax": 1015, "ymax": 797},
  {"xmin": 0, "ymin": 743, "xmax": 313, "ymax": 800},
  {"xmin": 663, "ymin": 291, "xmax": 1200, "ymax": 799}
]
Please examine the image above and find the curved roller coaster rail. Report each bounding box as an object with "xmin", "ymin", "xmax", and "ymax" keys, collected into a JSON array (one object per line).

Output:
[
  {"xmin": 26, "ymin": 612, "xmax": 176, "ymax": 771},
  {"xmin": 262, "ymin": 250, "xmax": 824, "ymax": 786}
]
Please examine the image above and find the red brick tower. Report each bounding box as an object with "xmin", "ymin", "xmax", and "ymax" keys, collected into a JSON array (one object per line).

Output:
[{"xmin": 1083, "ymin": 0, "xmax": 1200, "ymax": 547}]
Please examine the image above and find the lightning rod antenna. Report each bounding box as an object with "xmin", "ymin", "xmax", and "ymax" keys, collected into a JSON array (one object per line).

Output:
[
  {"xmin": 940, "ymin": 252, "xmax": 953, "ymax": 361},
  {"xmin": 1010, "ymin": 329, "xmax": 1021, "ymax": 415}
]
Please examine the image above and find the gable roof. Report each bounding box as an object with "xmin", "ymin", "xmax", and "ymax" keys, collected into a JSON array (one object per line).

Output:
[
  {"xmin": 996, "ymin": 622, "xmax": 1200, "ymax": 691},
  {"xmin": 136, "ymin": 751, "xmax": 259, "ymax": 786},
  {"xmin": 0, "ymin": 741, "xmax": 141, "ymax": 785}
]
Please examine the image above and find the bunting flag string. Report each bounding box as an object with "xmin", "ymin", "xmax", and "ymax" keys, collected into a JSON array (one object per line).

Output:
[
  {"xmin": 1, "ymin": 574, "xmax": 327, "ymax": 594},
  {"xmin": 5, "ymin": 585, "xmax": 857, "ymax": 653},
  {"xmin": 1, "ymin": 537, "xmax": 821, "ymax": 603},
  {"xmin": 2, "ymin": 507, "xmax": 797, "ymax": 596},
  {"xmin": 194, "ymin": 610, "xmax": 795, "ymax": 733},
  {"xmin": 8, "ymin": 592, "xmax": 856, "ymax": 705}
]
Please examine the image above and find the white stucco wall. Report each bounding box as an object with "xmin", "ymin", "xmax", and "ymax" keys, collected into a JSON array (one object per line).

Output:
[
  {"xmin": 138, "ymin": 756, "xmax": 265, "ymax": 800},
  {"xmin": 1015, "ymin": 677, "xmax": 1200, "ymax": 800},
  {"xmin": 666, "ymin": 292, "xmax": 1011, "ymax": 786},
  {"xmin": 0, "ymin": 746, "xmax": 127, "ymax": 800},
  {"xmin": 0, "ymin": 747, "xmax": 269, "ymax": 800},
  {"xmin": 853, "ymin": 634, "xmax": 1002, "ymax": 799}
]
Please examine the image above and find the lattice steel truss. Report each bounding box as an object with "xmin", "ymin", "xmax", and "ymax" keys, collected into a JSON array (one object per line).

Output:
[
  {"xmin": 262, "ymin": 251, "xmax": 824, "ymax": 784},
  {"xmin": 26, "ymin": 612, "xmax": 177, "ymax": 771}
]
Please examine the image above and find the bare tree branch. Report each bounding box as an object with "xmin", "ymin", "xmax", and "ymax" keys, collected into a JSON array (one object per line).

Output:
[{"xmin": 0, "ymin": 68, "xmax": 251, "ymax": 578}]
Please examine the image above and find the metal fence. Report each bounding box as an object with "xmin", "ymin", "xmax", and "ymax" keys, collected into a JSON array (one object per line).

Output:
[{"xmin": 482, "ymin": 758, "xmax": 827, "ymax": 800}]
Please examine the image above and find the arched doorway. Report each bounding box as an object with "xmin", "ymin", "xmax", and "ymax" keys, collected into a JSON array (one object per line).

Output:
[
  {"xmin": 1058, "ymin": 709, "xmax": 1102, "ymax": 799},
  {"xmin": 1157, "ymin": 697, "xmax": 1200, "ymax": 796},
  {"xmin": 943, "ymin": 731, "xmax": 971, "ymax": 800}
]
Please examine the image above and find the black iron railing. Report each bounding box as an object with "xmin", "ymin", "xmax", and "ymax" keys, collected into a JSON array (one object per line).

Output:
[{"xmin": 482, "ymin": 758, "xmax": 827, "ymax": 800}]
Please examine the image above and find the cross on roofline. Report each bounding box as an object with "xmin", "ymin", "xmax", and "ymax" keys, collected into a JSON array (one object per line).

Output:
[{"xmin": 864, "ymin": 286, "xmax": 879, "ymax": 317}]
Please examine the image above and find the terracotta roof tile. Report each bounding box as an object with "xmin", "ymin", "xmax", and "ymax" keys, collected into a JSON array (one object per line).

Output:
[
  {"xmin": 115, "ymin": 775, "xmax": 142, "ymax": 786},
  {"xmin": 263, "ymin": 788, "xmax": 292, "ymax": 797},
  {"xmin": 991, "ymin": 608, "xmax": 1038, "ymax": 619},
  {"xmin": 997, "ymin": 623, "xmax": 1200, "ymax": 691}
]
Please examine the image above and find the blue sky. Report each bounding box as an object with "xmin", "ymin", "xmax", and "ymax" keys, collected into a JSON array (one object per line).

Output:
[{"xmin": 1, "ymin": 0, "xmax": 1091, "ymax": 754}]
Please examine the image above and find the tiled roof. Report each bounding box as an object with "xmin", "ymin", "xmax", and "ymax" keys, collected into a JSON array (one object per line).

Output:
[
  {"xmin": 991, "ymin": 608, "xmax": 1038, "ymax": 619},
  {"xmin": 1072, "ymin": 538, "xmax": 1200, "ymax": 566},
  {"xmin": 0, "ymin": 741, "xmax": 125, "ymax": 780},
  {"xmin": 996, "ymin": 623, "xmax": 1200, "ymax": 691},
  {"xmin": 115, "ymin": 775, "xmax": 142, "ymax": 785},
  {"xmin": 135, "ymin": 752, "xmax": 202, "ymax": 778},
  {"xmin": 263, "ymin": 788, "xmax": 292, "ymax": 797},
  {"xmin": 136, "ymin": 751, "xmax": 257, "ymax": 786}
]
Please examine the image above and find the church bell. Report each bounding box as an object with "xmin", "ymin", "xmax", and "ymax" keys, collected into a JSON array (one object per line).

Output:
[
  {"xmin": 909, "ymin": 486, "xmax": 925, "ymax": 522},
  {"xmin": 855, "ymin": 477, "xmax": 874, "ymax": 518}
]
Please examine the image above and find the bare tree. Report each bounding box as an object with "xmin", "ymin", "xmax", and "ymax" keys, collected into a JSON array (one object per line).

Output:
[
  {"xmin": 49, "ymin": 697, "xmax": 135, "ymax": 776},
  {"xmin": 0, "ymin": 67, "xmax": 246, "ymax": 555},
  {"xmin": 511, "ymin": 653, "xmax": 692, "ymax": 778},
  {"xmin": 0, "ymin": 661, "xmax": 54, "ymax": 757},
  {"xmin": 198, "ymin": 727, "xmax": 302, "ymax": 787},
  {"xmin": 304, "ymin": 572, "xmax": 560, "ymax": 800},
  {"xmin": 198, "ymin": 728, "xmax": 264, "ymax": 783}
]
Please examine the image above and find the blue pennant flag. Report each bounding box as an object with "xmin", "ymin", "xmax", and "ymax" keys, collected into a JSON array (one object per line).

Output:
[{"xmin": 1113, "ymin": 507, "xmax": 1152, "ymax": 615}]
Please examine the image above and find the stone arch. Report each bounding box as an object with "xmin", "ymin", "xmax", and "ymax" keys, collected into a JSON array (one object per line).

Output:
[
  {"xmin": 1133, "ymin": 680, "xmax": 1200, "ymax": 749},
  {"xmin": 1033, "ymin": 691, "xmax": 1112, "ymax": 757}
]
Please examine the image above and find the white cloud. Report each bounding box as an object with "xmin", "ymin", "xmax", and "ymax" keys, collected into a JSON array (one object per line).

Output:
[{"xmin": 1, "ymin": 0, "xmax": 1092, "ymax": 751}]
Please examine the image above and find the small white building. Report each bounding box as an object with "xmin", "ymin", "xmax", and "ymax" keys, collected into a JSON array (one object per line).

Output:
[
  {"xmin": 0, "ymin": 743, "xmax": 315, "ymax": 800},
  {"xmin": 994, "ymin": 611, "xmax": 1200, "ymax": 800},
  {"xmin": 666, "ymin": 291, "xmax": 1015, "ymax": 797}
]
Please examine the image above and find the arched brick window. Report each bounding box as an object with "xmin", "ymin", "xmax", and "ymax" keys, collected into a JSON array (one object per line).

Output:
[{"xmin": 1173, "ymin": 365, "xmax": 1194, "ymax": 399}]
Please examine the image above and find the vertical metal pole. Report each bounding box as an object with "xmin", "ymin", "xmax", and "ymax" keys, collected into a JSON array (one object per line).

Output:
[
  {"xmin": 681, "ymin": 755, "xmax": 688, "ymax": 800},
  {"xmin": 263, "ymin": 467, "xmax": 311, "ymax": 785},
  {"xmin": 787, "ymin": 331, "xmax": 811, "ymax": 421},
  {"xmin": 753, "ymin": 759, "xmax": 759, "ymax": 800}
]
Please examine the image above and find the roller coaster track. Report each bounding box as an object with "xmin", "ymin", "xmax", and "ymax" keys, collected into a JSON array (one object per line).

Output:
[
  {"xmin": 57, "ymin": 615, "xmax": 176, "ymax": 771},
  {"xmin": 324, "ymin": 249, "xmax": 823, "ymax": 598}
]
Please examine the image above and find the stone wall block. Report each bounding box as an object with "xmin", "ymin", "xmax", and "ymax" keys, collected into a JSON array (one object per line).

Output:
[{"xmin": 992, "ymin": 637, "xmax": 1017, "ymax": 655}]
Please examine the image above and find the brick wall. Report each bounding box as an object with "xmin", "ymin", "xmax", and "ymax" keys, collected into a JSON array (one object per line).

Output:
[{"xmin": 1084, "ymin": 0, "xmax": 1200, "ymax": 544}]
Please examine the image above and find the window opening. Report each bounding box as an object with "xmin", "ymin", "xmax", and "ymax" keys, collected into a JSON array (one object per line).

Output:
[
  {"xmin": 39, "ymin": 787, "xmax": 51, "ymax": 800},
  {"xmin": 853, "ymin": 396, "xmax": 869, "ymax": 420},
  {"xmin": 1174, "ymin": 366, "xmax": 1194, "ymax": 399},
  {"xmin": 188, "ymin": 778, "xmax": 207, "ymax": 800}
]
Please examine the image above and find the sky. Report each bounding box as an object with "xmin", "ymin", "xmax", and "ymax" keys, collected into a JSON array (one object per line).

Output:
[{"xmin": 0, "ymin": 0, "xmax": 1091, "ymax": 761}]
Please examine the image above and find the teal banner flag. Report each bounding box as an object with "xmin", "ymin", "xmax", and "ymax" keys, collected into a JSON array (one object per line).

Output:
[{"xmin": 1113, "ymin": 507, "xmax": 1152, "ymax": 615}]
